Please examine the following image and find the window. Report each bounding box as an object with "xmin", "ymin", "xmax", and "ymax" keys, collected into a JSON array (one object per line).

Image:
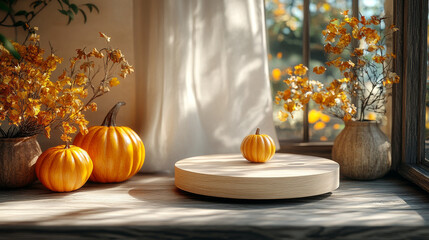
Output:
[
  {"xmin": 393, "ymin": 0, "xmax": 429, "ymax": 191},
  {"xmin": 265, "ymin": 0, "xmax": 429, "ymax": 191},
  {"xmin": 265, "ymin": 0, "xmax": 386, "ymax": 156}
]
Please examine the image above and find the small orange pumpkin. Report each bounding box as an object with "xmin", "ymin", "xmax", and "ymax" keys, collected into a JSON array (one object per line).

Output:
[
  {"xmin": 73, "ymin": 102, "xmax": 145, "ymax": 183},
  {"xmin": 36, "ymin": 145, "xmax": 93, "ymax": 192},
  {"xmin": 240, "ymin": 128, "xmax": 276, "ymax": 163}
]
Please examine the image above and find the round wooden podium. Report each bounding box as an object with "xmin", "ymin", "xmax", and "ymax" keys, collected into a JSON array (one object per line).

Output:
[{"xmin": 175, "ymin": 153, "xmax": 339, "ymax": 199}]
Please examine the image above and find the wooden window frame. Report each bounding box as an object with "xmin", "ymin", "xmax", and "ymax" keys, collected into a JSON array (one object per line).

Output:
[{"xmin": 392, "ymin": 0, "xmax": 429, "ymax": 192}]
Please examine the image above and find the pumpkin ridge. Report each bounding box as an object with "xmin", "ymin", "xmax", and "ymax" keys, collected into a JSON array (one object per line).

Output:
[
  {"xmin": 262, "ymin": 136, "xmax": 268, "ymax": 162},
  {"xmin": 38, "ymin": 148, "xmax": 56, "ymax": 191},
  {"xmin": 132, "ymin": 128, "xmax": 144, "ymax": 176},
  {"xmin": 122, "ymin": 127, "xmax": 139, "ymax": 178},
  {"xmin": 113, "ymin": 127, "xmax": 126, "ymax": 182},
  {"xmin": 76, "ymin": 147, "xmax": 93, "ymax": 177},
  {"xmin": 91, "ymin": 127, "xmax": 109, "ymax": 182},
  {"xmin": 70, "ymin": 149, "xmax": 83, "ymax": 191},
  {"xmin": 52, "ymin": 150, "xmax": 66, "ymax": 192},
  {"xmin": 251, "ymin": 136, "xmax": 258, "ymax": 162},
  {"xmin": 82, "ymin": 127, "xmax": 101, "ymax": 150},
  {"xmin": 48, "ymin": 150, "xmax": 66, "ymax": 191},
  {"xmin": 80, "ymin": 148, "xmax": 93, "ymax": 181},
  {"xmin": 253, "ymin": 136, "xmax": 258, "ymax": 162},
  {"xmin": 77, "ymin": 148, "xmax": 92, "ymax": 189},
  {"xmin": 62, "ymin": 149, "xmax": 73, "ymax": 192},
  {"xmin": 134, "ymin": 130, "xmax": 145, "ymax": 175},
  {"xmin": 122, "ymin": 127, "xmax": 135, "ymax": 180},
  {"xmin": 105, "ymin": 126, "xmax": 118, "ymax": 182},
  {"xmin": 258, "ymin": 136, "xmax": 263, "ymax": 162},
  {"xmin": 269, "ymin": 137, "xmax": 276, "ymax": 158},
  {"xmin": 137, "ymin": 139, "xmax": 145, "ymax": 174}
]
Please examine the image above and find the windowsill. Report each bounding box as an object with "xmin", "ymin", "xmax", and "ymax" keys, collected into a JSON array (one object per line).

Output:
[
  {"xmin": 1, "ymin": 172, "xmax": 429, "ymax": 238},
  {"xmin": 278, "ymin": 141, "xmax": 333, "ymax": 159},
  {"xmin": 398, "ymin": 163, "xmax": 429, "ymax": 193}
]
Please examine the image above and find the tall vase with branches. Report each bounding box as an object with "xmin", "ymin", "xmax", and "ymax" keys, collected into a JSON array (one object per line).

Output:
[{"xmin": 275, "ymin": 11, "xmax": 399, "ymax": 180}]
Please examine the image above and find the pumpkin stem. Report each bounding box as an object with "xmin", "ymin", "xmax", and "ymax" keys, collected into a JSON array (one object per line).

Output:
[
  {"xmin": 255, "ymin": 128, "xmax": 260, "ymax": 135},
  {"xmin": 102, "ymin": 102, "xmax": 126, "ymax": 127},
  {"xmin": 65, "ymin": 141, "xmax": 70, "ymax": 149}
]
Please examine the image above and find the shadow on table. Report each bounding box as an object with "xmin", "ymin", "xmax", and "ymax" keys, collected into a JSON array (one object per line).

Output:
[
  {"xmin": 0, "ymin": 180, "xmax": 123, "ymax": 204},
  {"xmin": 175, "ymin": 187, "xmax": 332, "ymax": 204},
  {"xmin": 392, "ymin": 173, "xmax": 429, "ymax": 224},
  {"xmin": 127, "ymin": 180, "xmax": 332, "ymax": 210}
]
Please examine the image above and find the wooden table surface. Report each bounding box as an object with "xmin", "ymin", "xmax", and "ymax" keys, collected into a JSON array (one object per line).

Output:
[{"xmin": 1, "ymin": 173, "xmax": 429, "ymax": 239}]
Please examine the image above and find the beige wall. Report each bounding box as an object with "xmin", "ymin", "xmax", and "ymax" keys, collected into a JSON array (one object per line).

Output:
[{"xmin": 2, "ymin": 0, "xmax": 136, "ymax": 150}]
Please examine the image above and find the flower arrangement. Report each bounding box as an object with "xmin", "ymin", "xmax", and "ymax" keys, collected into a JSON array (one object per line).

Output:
[
  {"xmin": 275, "ymin": 11, "xmax": 399, "ymax": 122},
  {"xmin": 0, "ymin": 31, "xmax": 134, "ymax": 143}
]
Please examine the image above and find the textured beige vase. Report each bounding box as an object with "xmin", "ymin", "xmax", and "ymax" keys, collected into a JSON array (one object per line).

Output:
[
  {"xmin": 0, "ymin": 135, "xmax": 41, "ymax": 188},
  {"xmin": 332, "ymin": 121, "xmax": 391, "ymax": 180}
]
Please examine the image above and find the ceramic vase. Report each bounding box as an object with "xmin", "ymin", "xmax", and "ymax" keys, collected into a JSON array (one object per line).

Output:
[
  {"xmin": 0, "ymin": 135, "xmax": 42, "ymax": 188},
  {"xmin": 332, "ymin": 121, "xmax": 391, "ymax": 180}
]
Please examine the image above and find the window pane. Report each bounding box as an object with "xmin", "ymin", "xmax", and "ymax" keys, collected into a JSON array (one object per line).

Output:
[
  {"xmin": 265, "ymin": 0, "xmax": 304, "ymax": 141},
  {"xmin": 308, "ymin": 0, "xmax": 350, "ymax": 142},
  {"xmin": 358, "ymin": 1, "xmax": 386, "ymax": 121},
  {"xmin": 359, "ymin": 0, "xmax": 385, "ymax": 17}
]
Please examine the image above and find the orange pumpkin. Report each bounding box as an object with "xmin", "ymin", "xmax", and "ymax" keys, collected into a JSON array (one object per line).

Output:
[
  {"xmin": 240, "ymin": 128, "xmax": 276, "ymax": 163},
  {"xmin": 73, "ymin": 102, "xmax": 145, "ymax": 183},
  {"xmin": 36, "ymin": 145, "xmax": 93, "ymax": 192}
]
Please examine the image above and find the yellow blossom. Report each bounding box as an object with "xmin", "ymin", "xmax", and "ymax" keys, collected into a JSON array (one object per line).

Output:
[
  {"xmin": 109, "ymin": 49, "xmax": 123, "ymax": 63},
  {"xmin": 277, "ymin": 111, "xmax": 288, "ymax": 121},
  {"xmin": 88, "ymin": 102, "xmax": 97, "ymax": 111},
  {"xmin": 352, "ymin": 48, "xmax": 363, "ymax": 57},
  {"xmin": 293, "ymin": 64, "xmax": 308, "ymax": 76},
  {"xmin": 61, "ymin": 134, "xmax": 72, "ymax": 142},
  {"xmin": 45, "ymin": 126, "xmax": 51, "ymax": 139},
  {"xmin": 0, "ymin": 33, "xmax": 133, "ymax": 141},
  {"xmin": 372, "ymin": 55, "xmax": 386, "ymax": 64},
  {"xmin": 313, "ymin": 66, "xmax": 326, "ymax": 75},
  {"xmin": 341, "ymin": 10, "xmax": 349, "ymax": 16},
  {"xmin": 29, "ymin": 33, "xmax": 40, "ymax": 42},
  {"xmin": 99, "ymin": 32, "xmax": 111, "ymax": 42},
  {"xmin": 75, "ymin": 73, "xmax": 88, "ymax": 85},
  {"xmin": 109, "ymin": 77, "xmax": 120, "ymax": 87}
]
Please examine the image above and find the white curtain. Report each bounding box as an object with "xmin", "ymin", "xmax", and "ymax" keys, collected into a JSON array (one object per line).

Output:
[{"xmin": 134, "ymin": 0, "xmax": 279, "ymax": 172}]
